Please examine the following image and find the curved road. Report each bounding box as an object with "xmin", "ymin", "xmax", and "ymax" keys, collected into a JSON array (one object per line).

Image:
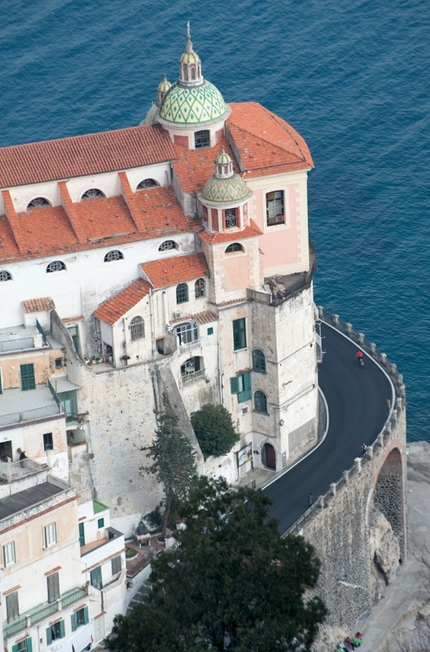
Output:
[{"xmin": 264, "ymin": 322, "xmax": 393, "ymax": 534}]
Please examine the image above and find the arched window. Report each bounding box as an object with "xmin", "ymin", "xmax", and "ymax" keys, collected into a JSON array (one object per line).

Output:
[
  {"xmin": 195, "ymin": 278, "xmax": 205, "ymax": 298},
  {"xmin": 191, "ymin": 68, "xmax": 196, "ymax": 80},
  {"xmin": 137, "ymin": 179, "xmax": 159, "ymax": 190},
  {"xmin": 158, "ymin": 240, "xmax": 178, "ymax": 251},
  {"xmin": 82, "ymin": 189, "xmax": 105, "ymax": 200},
  {"xmin": 225, "ymin": 243, "xmax": 244, "ymax": 253},
  {"xmin": 104, "ymin": 250, "xmax": 124, "ymax": 262},
  {"xmin": 130, "ymin": 316, "xmax": 145, "ymax": 341},
  {"xmin": 46, "ymin": 261, "xmax": 66, "ymax": 273},
  {"xmin": 254, "ymin": 390, "xmax": 268, "ymax": 414},
  {"xmin": 0, "ymin": 270, "xmax": 12, "ymax": 282},
  {"xmin": 225, "ymin": 208, "xmax": 237, "ymax": 228},
  {"xmin": 176, "ymin": 283, "xmax": 189, "ymax": 304},
  {"xmin": 27, "ymin": 197, "xmax": 50, "ymax": 209},
  {"xmin": 194, "ymin": 130, "xmax": 210, "ymax": 149},
  {"xmin": 175, "ymin": 321, "xmax": 198, "ymax": 345},
  {"xmin": 252, "ymin": 349, "xmax": 266, "ymax": 373}
]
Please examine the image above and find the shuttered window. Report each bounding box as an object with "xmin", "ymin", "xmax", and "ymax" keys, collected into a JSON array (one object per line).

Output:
[
  {"xmin": 230, "ymin": 372, "xmax": 251, "ymax": 403},
  {"xmin": 47, "ymin": 572, "xmax": 60, "ymax": 603},
  {"xmin": 71, "ymin": 607, "xmax": 89, "ymax": 631},
  {"xmin": 6, "ymin": 591, "xmax": 19, "ymax": 622}
]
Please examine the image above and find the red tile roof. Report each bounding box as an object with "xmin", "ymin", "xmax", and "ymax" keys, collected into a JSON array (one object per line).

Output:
[
  {"xmin": 172, "ymin": 102, "xmax": 314, "ymax": 195},
  {"xmin": 94, "ymin": 279, "xmax": 152, "ymax": 325},
  {"xmin": 0, "ymin": 124, "xmax": 177, "ymax": 188},
  {"xmin": 141, "ymin": 252, "xmax": 208, "ymax": 289},
  {"xmin": 22, "ymin": 297, "xmax": 55, "ymax": 313},
  {"xmin": 0, "ymin": 187, "xmax": 200, "ymax": 264},
  {"xmin": 198, "ymin": 221, "xmax": 262, "ymax": 244},
  {"xmin": 193, "ymin": 310, "xmax": 218, "ymax": 325}
]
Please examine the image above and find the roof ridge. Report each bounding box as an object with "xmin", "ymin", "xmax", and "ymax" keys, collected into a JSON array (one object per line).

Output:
[{"xmin": 228, "ymin": 121, "xmax": 305, "ymax": 163}]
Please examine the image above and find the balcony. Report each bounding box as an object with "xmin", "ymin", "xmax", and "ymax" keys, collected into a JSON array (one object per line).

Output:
[
  {"xmin": 0, "ymin": 458, "xmax": 49, "ymax": 484},
  {"xmin": 181, "ymin": 369, "xmax": 206, "ymax": 385},
  {"xmin": 80, "ymin": 527, "xmax": 124, "ymax": 563},
  {"xmin": 3, "ymin": 587, "xmax": 87, "ymax": 638},
  {"xmin": 178, "ymin": 339, "xmax": 201, "ymax": 354},
  {"xmin": 0, "ymin": 321, "xmax": 49, "ymax": 356},
  {"xmin": 0, "ymin": 386, "xmax": 63, "ymax": 430}
]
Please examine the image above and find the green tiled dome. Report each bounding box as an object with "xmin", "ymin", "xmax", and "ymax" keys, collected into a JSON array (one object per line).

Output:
[
  {"xmin": 157, "ymin": 74, "xmax": 172, "ymax": 94},
  {"xmin": 202, "ymin": 173, "xmax": 251, "ymax": 203},
  {"xmin": 180, "ymin": 50, "xmax": 201, "ymax": 65},
  {"xmin": 159, "ymin": 80, "xmax": 228, "ymax": 125},
  {"xmin": 215, "ymin": 150, "xmax": 231, "ymax": 166}
]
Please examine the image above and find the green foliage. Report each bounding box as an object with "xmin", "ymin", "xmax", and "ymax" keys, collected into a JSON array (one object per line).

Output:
[
  {"xmin": 142, "ymin": 393, "xmax": 197, "ymax": 537},
  {"xmin": 191, "ymin": 403, "xmax": 239, "ymax": 458},
  {"xmin": 108, "ymin": 477, "xmax": 327, "ymax": 652}
]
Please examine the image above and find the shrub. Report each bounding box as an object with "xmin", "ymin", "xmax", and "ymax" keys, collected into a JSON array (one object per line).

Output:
[{"xmin": 191, "ymin": 403, "xmax": 239, "ymax": 458}]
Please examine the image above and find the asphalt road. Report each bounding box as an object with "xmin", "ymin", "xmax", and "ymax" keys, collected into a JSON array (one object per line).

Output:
[{"xmin": 264, "ymin": 322, "xmax": 394, "ymax": 534}]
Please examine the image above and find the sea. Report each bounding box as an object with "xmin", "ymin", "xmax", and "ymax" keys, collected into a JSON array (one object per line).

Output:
[{"xmin": 0, "ymin": 0, "xmax": 428, "ymax": 441}]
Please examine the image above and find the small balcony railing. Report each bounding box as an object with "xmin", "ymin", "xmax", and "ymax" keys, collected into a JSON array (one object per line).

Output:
[
  {"xmin": 178, "ymin": 339, "xmax": 201, "ymax": 354},
  {"xmin": 3, "ymin": 587, "xmax": 87, "ymax": 638},
  {"xmin": 0, "ymin": 458, "xmax": 49, "ymax": 484},
  {"xmin": 181, "ymin": 369, "xmax": 206, "ymax": 385},
  {"xmin": 0, "ymin": 403, "xmax": 62, "ymax": 429}
]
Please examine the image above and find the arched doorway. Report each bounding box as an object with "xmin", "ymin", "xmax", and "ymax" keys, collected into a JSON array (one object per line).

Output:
[{"xmin": 262, "ymin": 443, "xmax": 276, "ymax": 471}]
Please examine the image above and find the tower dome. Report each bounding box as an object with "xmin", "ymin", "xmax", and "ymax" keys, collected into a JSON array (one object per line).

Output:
[
  {"xmin": 157, "ymin": 74, "xmax": 172, "ymax": 105},
  {"xmin": 201, "ymin": 148, "xmax": 252, "ymax": 203},
  {"xmin": 158, "ymin": 24, "xmax": 230, "ymax": 128}
]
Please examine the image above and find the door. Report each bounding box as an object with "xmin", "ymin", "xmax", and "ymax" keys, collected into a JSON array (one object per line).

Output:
[
  {"xmin": 20, "ymin": 364, "xmax": 35, "ymax": 390},
  {"xmin": 262, "ymin": 443, "xmax": 276, "ymax": 471},
  {"xmin": 0, "ymin": 441, "xmax": 12, "ymax": 461}
]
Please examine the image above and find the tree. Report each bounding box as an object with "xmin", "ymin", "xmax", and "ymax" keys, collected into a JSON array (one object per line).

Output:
[
  {"xmin": 143, "ymin": 393, "xmax": 197, "ymax": 538},
  {"xmin": 191, "ymin": 403, "xmax": 239, "ymax": 458},
  {"xmin": 108, "ymin": 477, "xmax": 327, "ymax": 652}
]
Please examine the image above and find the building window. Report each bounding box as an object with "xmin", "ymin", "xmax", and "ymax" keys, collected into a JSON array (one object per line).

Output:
[
  {"xmin": 43, "ymin": 433, "xmax": 54, "ymax": 451},
  {"xmin": 232, "ymin": 318, "xmax": 246, "ymax": 351},
  {"xmin": 90, "ymin": 565, "xmax": 103, "ymax": 590},
  {"xmin": 44, "ymin": 522, "xmax": 57, "ymax": 548},
  {"xmin": 71, "ymin": 607, "xmax": 89, "ymax": 632},
  {"xmin": 175, "ymin": 321, "xmax": 198, "ymax": 345},
  {"xmin": 111, "ymin": 555, "xmax": 122, "ymax": 575},
  {"xmin": 81, "ymin": 188, "xmax": 105, "ymax": 200},
  {"xmin": 266, "ymin": 190, "xmax": 285, "ymax": 226},
  {"xmin": 97, "ymin": 517, "xmax": 105, "ymax": 529},
  {"xmin": 225, "ymin": 208, "xmax": 237, "ymax": 228},
  {"xmin": 79, "ymin": 522, "xmax": 85, "ymax": 547},
  {"xmin": 194, "ymin": 130, "xmax": 210, "ymax": 149},
  {"xmin": 254, "ymin": 390, "xmax": 268, "ymax": 413},
  {"xmin": 194, "ymin": 278, "xmax": 205, "ymax": 298},
  {"xmin": 55, "ymin": 357, "xmax": 63, "ymax": 369},
  {"xmin": 158, "ymin": 240, "xmax": 178, "ymax": 251},
  {"xmin": 0, "ymin": 270, "xmax": 12, "ymax": 281},
  {"xmin": 207, "ymin": 327, "xmax": 213, "ymax": 335},
  {"xmin": 130, "ymin": 316, "xmax": 145, "ymax": 340},
  {"xmin": 137, "ymin": 179, "xmax": 159, "ymax": 190},
  {"xmin": 12, "ymin": 637, "xmax": 32, "ymax": 652},
  {"xmin": 46, "ymin": 260, "xmax": 66, "ymax": 273},
  {"xmin": 46, "ymin": 620, "xmax": 65, "ymax": 645},
  {"xmin": 20, "ymin": 363, "xmax": 36, "ymax": 391},
  {"xmin": 47, "ymin": 572, "xmax": 60, "ymax": 603},
  {"xmin": 230, "ymin": 372, "xmax": 251, "ymax": 403},
  {"xmin": 58, "ymin": 390, "xmax": 78, "ymax": 421},
  {"xmin": 104, "ymin": 250, "xmax": 123, "ymax": 262},
  {"xmin": 6, "ymin": 591, "xmax": 19, "ymax": 622},
  {"xmin": 225, "ymin": 243, "xmax": 244, "ymax": 253},
  {"xmin": 3, "ymin": 541, "xmax": 16, "ymax": 566},
  {"xmin": 252, "ymin": 349, "xmax": 266, "ymax": 373},
  {"xmin": 27, "ymin": 197, "xmax": 50, "ymax": 209},
  {"xmin": 176, "ymin": 283, "xmax": 189, "ymax": 304}
]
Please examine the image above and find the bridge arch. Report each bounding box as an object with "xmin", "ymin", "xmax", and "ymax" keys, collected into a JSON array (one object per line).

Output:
[{"xmin": 372, "ymin": 446, "xmax": 406, "ymax": 559}]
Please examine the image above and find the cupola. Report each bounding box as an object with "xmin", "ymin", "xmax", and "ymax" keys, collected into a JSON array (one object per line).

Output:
[
  {"xmin": 157, "ymin": 74, "xmax": 172, "ymax": 105},
  {"xmin": 201, "ymin": 148, "xmax": 252, "ymax": 204},
  {"xmin": 178, "ymin": 23, "xmax": 203, "ymax": 87}
]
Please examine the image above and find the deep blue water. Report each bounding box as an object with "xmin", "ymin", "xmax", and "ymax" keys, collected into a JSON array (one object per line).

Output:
[{"xmin": 0, "ymin": 0, "xmax": 428, "ymax": 441}]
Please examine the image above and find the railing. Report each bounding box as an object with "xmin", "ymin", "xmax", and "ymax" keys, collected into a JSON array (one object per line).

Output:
[
  {"xmin": 0, "ymin": 458, "xmax": 49, "ymax": 483},
  {"xmin": 0, "ymin": 338, "xmax": 35, "ymax": 353},
  {"xmin": 178, "ymin": 339, "xmax": 201, "ymax": 354},
  {"xmin": 36, "ymin": 319, "xmax": 48, "ymax": 346},
  {"xmin": 0, "ymin": 403, "xmax": 62, "ymax": 429},
  {"xmin": 181, "ymin": 369, "xmax": 206, "ymax": 385},
  {"xmin": 3, "ymin": 588, "xmax": 87, "ymax": 638},
  {"xmin": 283, "ymin": 308, "xmax": 406, "ymax": 537}
]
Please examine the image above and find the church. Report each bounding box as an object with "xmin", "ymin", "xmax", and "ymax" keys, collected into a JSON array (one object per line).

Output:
[{"xmin": 0, "ymin": 26, "xmax": 319, "ymax": 537}]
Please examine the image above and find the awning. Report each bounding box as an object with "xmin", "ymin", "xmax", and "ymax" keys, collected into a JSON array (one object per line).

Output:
[{"xmin": 51, "ymin": 377, "xmax": 82, "ymax": 395}]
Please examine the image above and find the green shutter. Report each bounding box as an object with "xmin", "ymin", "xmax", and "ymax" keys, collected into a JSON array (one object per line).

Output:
[
  {"xmin": 59, "ymin": 620, "xmax": 65, "ymax": 639},
  {"xmin": 20, "ymin": 364, "xmax": 35, "ymax": 391},
  {"xmin": 26, "ymin": 638, "xmax": 33, "ymax": 652},
  {"xmin": 12, "ymin": 645, "xmax": 18, "ymax": 652},
  {"xmin": 83, "ymin": 607, "xmax": 89, "ymax": 625},
  {"xmin": 71, "ymin": 612, "xmax": 78, "ymax": 632},
  {"xmin": 79, "ymin": 522, "xmax": 85, "ymax": 547},
  {"xmin": 46, "ymin": 627, "xmax": 52, "ymax": 646},
  {"xmin": 230, "ymin": 376, "xmax": 239, "ymax": 394},
  {"xmin": 238, "ymin": 372, "xmax": 251, "ymax": 403}
]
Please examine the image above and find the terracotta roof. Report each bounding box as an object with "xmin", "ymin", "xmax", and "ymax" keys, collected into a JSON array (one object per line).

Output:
[
  {"xmin": 94, "ymin": 279, "xmax": 152, "ymax": 326},
  {"xmin": 0, "ymin": 187, "xmax": 200, "ymax": 265},
  {"xmin": 0, "ymin": 124, "xmax": 177, "ymax": 188},
  {"xmin": 22, "ymin": 297, "xmax": 55, "ymax": 313},
  {"xmin": 227, "ymin": 102, "xmax": 314, "ymax": 178},
  {"xmin": 198, "ymin": 220, "xmax": 262, "ymax": 244},
  {"xmin": 173, "ymin": 137, "xmax": 239, "ymax": 195},
  {"xmin": 193, "ymin": 310, "xmax": 218, "ymax": 325},
  {"xmin": 141, "ymin": 252, "xmax": 207, "ymax": 289},
  {"xmin": 62, "ymin": 316, "xmax": 84, "ymax": 323}
]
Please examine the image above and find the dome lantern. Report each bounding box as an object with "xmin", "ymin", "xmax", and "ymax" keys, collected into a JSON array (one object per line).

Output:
[
  {"xmin": 179, "ymin": 22, "xmax": 203, "ymax": 87},
  {"xmin": 157, "ymin": 74, "xmax": 172, "ymax": 105}
]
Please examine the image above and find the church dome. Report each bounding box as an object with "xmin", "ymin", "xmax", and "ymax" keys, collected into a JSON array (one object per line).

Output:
[
  {"xmin": 202, "ymin": 171, "xmax": 251, "ymax": 203},
  {"xmin": 159, "ymin": 80, "xmax": 228, "ymax": 125},
  {"xmin": 179, "ymin": 49, "xmax": 201, "ymax": 65},
  {"xmin": 157, "ymin": 74, "xmax": 172, "ymax": 95}
]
